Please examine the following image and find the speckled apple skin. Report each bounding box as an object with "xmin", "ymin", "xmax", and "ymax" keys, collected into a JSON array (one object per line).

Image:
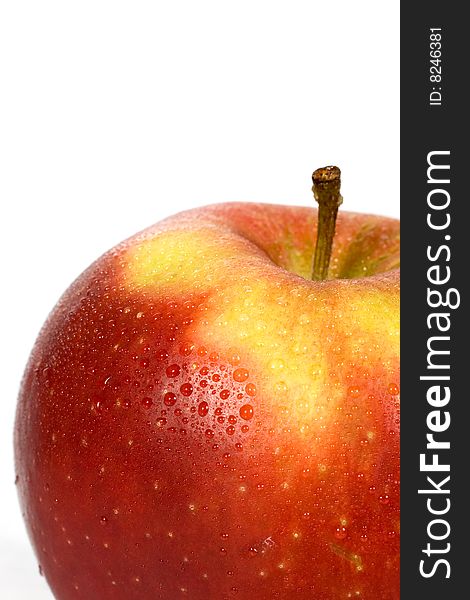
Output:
[{"xmin": 15, "ymin": 203, "xmax": 400, "ymax": 600}]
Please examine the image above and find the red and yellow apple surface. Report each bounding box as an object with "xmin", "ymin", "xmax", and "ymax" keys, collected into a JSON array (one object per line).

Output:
[{"xmin": 15, "ymin": 187, "xmax": 400, "ymax": 599}]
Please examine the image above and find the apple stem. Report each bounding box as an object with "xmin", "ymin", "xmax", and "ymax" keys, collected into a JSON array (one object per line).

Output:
[{"xmin": 311, "ymin": 166, "xmax": 343, "ymax": 280}]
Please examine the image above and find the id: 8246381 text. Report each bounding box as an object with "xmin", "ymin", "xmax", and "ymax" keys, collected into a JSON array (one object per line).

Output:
[{"xmin": 429, "ymin": 28, "xmax": 442, "ymax": 107}]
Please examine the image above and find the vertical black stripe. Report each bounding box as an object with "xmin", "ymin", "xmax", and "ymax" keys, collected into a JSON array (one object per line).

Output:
[{"xmin": 401, "ymin": 3, "xmax": 467, "ymax": 597}]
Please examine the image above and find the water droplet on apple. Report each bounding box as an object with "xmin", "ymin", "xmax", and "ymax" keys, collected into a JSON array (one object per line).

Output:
[
  {"xmin": 334, "ymin": 526, "xmax": 347, "ymax": 540},
  {"xmin": 245, "ymin": 383, "xmax": 256, "ymax": 397},
  {"xmin": 141, "ymin": 397, "xmax": 153, "ymax": 408},
  {"xmin": 205, "ymin": 429, "xmax": 214, "ymax": 438},
  {"xmin": 179, "ymin": 342, "xmax": 194, "ymax": 356},
  {"xmin": 226, "ymin": 425, "xmax": 235, "ymax": 436},
  {"xmin": 220, "ymin": 389, "xmax": 230, "ymax": 400},
  {"xmin": 269, "ymin": 358, "xmax": 285, "ymax": 371},
  {"xmin": 164, "ymin": 392, "xmax": 177, "ymax": 407},
  {"xmin": 233, "ymin": 368, "xmax": 249, "ymax": 383},
  {"xmin": 156, "ymin": 349, "xmax": 169, "ymax": 361},
  {"xmin": 388, "ymin": 383, "xmax": 400, "ymax": 395},
  {"xmin": 228, "ymin": 415, "xmax": 237, "ymax": 424},
  {"xmin": 239, "ymin": 404, "xmax": 254, "ymax": 421},
  {"xmin": 348, "ymin": 386, "xmax": 360, "ymax": 398},
  {"xmin": 198, "ymin": 401, "xmax": 209, "ymax": 417},
  {"xmin": 166, "ymin": 364, "xmax": 181, "ymax": 378},
  {"xmin": 41, "ymin": 366, "xmax": 53, "ymax": 387},
  {"xmin": 229, "ymin": 352, "xmax": 241, "ymax": 365},
  {"xmin": 180, "ymin": 383, "xmax": 193, "ymax": 397},
  {"xmin": 379, "ymin": 494, "xmax": 390, "ymax": 505}
]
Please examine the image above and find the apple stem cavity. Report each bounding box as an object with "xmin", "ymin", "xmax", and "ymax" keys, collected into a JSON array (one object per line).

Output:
[{"xmin": 311, "ymin": 165, "xmax": 343, "ymax": 281}]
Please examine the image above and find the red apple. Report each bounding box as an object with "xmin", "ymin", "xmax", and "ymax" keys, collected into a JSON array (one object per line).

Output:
[{"xmin": 15, "ymin": 178, "xmax": 400, "ymax": 599}]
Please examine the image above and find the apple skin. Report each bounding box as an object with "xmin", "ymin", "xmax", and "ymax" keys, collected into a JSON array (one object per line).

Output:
[{"xmin": 15, "ymin": 203, "xmax": 400, "ymax": 600}]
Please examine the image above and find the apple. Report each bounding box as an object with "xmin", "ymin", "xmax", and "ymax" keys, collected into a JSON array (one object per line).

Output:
[{"xmin": 15, "ymin": 168, "xmax": 400, "ymax": 599}]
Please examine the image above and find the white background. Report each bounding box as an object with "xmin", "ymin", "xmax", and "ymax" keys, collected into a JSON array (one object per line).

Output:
[{"xmin": 0, "ymin": 1, "xmax": 399, "ymax": 597}]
